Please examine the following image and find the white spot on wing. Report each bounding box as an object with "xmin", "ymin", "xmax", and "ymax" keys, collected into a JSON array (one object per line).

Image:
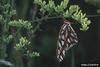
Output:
[
  {"xmin": 70, "ymin": 33, "xmax": 74, "ymax": 37},
  {"xmin": 67, "ymin": 38, "xmax": 70, "ymax": 43},
  {"xmin": 62, "ymin": 25, "xmax": 66, "ymax": 30},
  {"xmin": 61, "ymin": 41, "xmax": 64, "ymax": 46},
  {"xmin": 62, "ymin": 50, "xmax": 65, "ymax": 55},
  {"xmin": 65, "ymin": 30, "xmax": 68, "ymax": 38},
  {"xmin": 62, "ymin": 35, "xmax": 65, "ymax": 40},
  {"xmin": 74, "ymin": 39, "xmax": 78, "ymax": 43},
  {"xmin": 60, "ymin": 56, "xmax": 63, "ymax": 60},
  {"xmin": 57, "ymin": 55, "xmax": 59, "ymax": 58},
  {"xmin": 65, "ymin": 44, "xmax": 69, "ymax": 50},
  {"xmin": 59, "ymin": 59, "xmax": 62, "ymax": 62},
  {"xmin": 58, "ymin": 50, "xmax": 60, "ymax": 54},
  {"xmin": 58, "ymin": 42, "xmax": 62, "ymax": 48}
]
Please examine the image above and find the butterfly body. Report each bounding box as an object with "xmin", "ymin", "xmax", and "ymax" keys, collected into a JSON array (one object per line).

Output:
[{"xmin": 57, "ymin": 20, "xmax": 78, "ymax": 62}]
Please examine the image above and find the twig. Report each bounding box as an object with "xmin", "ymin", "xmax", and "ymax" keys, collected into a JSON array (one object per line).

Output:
[
  {"xmin": 32, "ymin": 15, "xmax": 62, "ymax": 23},
  {"xmin": 32, "ymin": 23, "xmax": 41, "ymax": 34},
  {"xmin": 87, "ymin": 15, "xmax": 100, "ymax": 17}
]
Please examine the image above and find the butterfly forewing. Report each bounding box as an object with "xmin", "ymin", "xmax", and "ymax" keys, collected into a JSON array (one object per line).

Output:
[{"xmin": 57, "ymin": 21, "xmax": 78, "ymax": 62}]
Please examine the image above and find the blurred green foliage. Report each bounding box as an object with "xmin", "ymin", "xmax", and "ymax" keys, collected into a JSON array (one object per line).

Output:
[
  {"xmin": 15, "ymin": 37, "xmax": 31, "ymax": 50},
  {"xmin": 0, "ymin": 0, "xmax": 92, "ymax": 67},
  {"xmin": 9, "ymin": 19, "xmax": 32, "ymax": 30},
  {"xmin": 34, "ymin": 0, "xmax": 91, "ymax": 31}
]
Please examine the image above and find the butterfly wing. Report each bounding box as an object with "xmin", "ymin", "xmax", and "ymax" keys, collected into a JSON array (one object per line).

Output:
[{"xmin": 56, "ymin": 21, "xmax": 78, "ymax": 62}]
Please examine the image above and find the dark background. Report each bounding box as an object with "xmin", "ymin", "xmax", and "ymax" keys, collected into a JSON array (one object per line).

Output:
[
  {"xmin": 7, "ymin": 0, "xmax": 100, "ymax": 67},
  {"xmin": 33, "ymin": 0, "xmax": 100, "ymax": 67}
]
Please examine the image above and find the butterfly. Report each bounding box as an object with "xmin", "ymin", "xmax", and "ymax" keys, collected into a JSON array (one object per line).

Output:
[{"xmin": 56, "ymin": 20, "xmax": 78, "ymax": 62}]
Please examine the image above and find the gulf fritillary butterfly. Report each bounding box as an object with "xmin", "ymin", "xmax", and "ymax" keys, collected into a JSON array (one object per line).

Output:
[{"xmin": 56, "ymin": 20, "xmax": 78, "ymax": 62}]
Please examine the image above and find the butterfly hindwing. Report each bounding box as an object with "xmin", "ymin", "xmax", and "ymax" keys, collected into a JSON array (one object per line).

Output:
[{"xmin": 57, "ymin": 21, "xmax": 78, "ymax": 62}]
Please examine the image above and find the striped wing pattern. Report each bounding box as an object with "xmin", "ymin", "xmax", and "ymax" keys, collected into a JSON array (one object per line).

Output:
[{"xmin": 56, "ymin": 21, "xmax": 78, "ymax": 62}]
